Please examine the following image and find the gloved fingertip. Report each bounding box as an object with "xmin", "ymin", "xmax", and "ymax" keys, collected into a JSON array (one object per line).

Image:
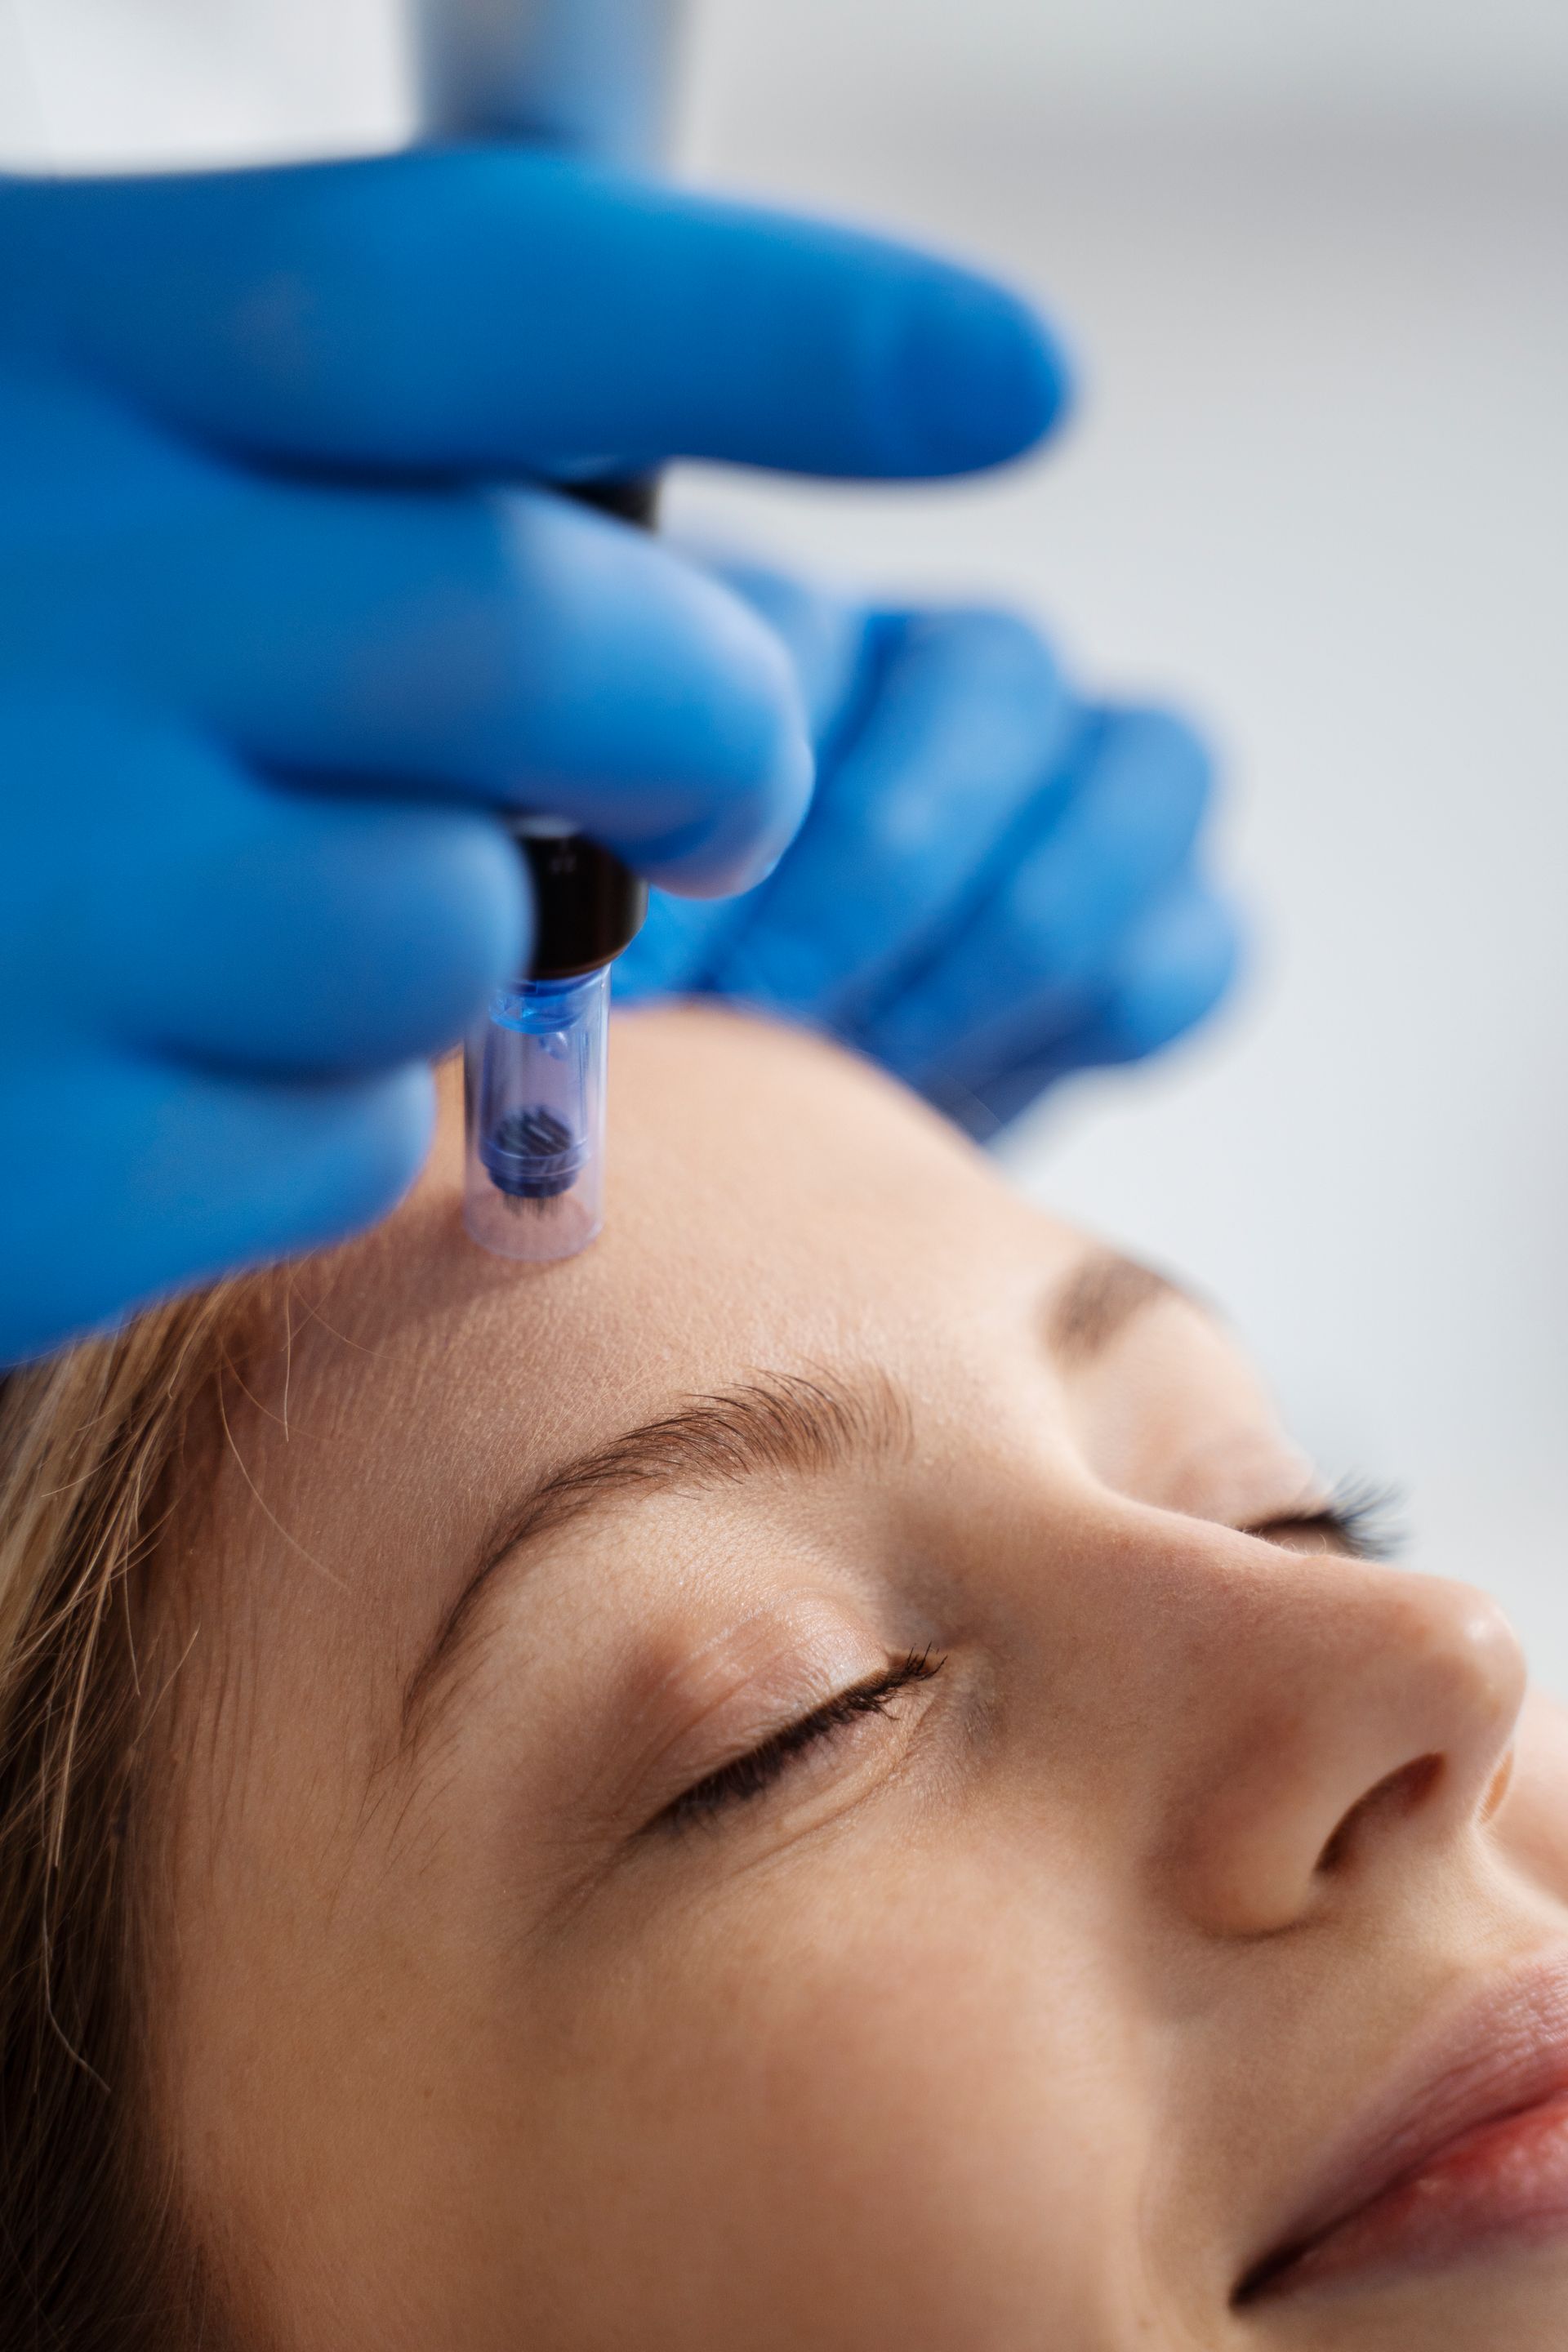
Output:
[
  {"xmin": 884, "ymin": 272, "xmax": 1073, "ymax": 478},
  {"xmin": 1094, "ymin": 890, "xmax": 1245, "ymax": 1065},
  {"xmin": 425, "ymin": 815, "xmax": 533, "ymax": 1026},
  {"xmin": 647, "ymin": 706, "xmax": 816, "ymax": 900},
  {"xmin": 706, "ymin": 557, "xmax": 873, "ymax": 749},
  {"xmin": 734, "ymin": 712, "xmax": 818, "ymax": 890}
]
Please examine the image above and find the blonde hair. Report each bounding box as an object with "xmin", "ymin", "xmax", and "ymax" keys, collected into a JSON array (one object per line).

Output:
[{"xmin": 0, "ymin": 1288, "xmax": 257, "ymax": 2349}]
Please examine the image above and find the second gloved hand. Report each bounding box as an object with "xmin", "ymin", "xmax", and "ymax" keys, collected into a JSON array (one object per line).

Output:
[{"xmin": 615, "ymin": 559, "xmax": 1241, "ymax": 1133}]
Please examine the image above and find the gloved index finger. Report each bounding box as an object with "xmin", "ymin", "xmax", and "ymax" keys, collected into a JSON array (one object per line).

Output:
[{"xmin": 0, "ymin": 150, "xmax": 1070, "ymax": 483}]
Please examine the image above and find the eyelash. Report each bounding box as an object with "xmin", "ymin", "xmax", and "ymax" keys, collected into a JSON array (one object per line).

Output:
[
  {"xmin": 1254, "ymin": 1475, "xmax": 1406, "ymax": 1561},
  {"xmin": 655, "ymin": 1647, "xmax": 947, "ymax": 1833}
]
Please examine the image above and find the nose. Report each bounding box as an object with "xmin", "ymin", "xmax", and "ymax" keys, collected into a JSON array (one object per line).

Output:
[{"xmin": 1148, "ymin": 1535, "xmax": 1526, "ymax": 1937}]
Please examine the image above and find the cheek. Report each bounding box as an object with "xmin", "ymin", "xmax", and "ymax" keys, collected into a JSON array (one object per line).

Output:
[{"xmin": 510, "ymin": 1844, "xmax": 1152, "ymax": 2352}]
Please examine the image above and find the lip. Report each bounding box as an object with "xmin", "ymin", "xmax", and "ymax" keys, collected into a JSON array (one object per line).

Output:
[{"xmin": 1239, "ymin": 1950, "xmax": 1568, "ymax": 2303}]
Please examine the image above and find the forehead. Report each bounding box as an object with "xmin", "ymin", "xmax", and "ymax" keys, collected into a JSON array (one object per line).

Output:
[
  {"xmin": 206, "ymin": 1013, "xmax": 1090, "ymax": 1643},
  {"xmin": 272, "ymin": 1009, "xmax": 1085, "ymax": 1459}
]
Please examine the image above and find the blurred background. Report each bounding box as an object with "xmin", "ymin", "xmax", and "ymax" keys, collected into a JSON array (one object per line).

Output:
[{"xmin": 2, "ymin": 2, "xmax": 1565, "ymax": 1673}]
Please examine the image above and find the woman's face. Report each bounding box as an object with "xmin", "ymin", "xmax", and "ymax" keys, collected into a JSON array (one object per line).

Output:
[{"xmin": 163, "ymin": 1009, "xmax": 1568, "ymax": 2352}]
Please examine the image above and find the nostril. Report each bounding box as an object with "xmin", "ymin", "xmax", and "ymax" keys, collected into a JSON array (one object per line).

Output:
[{"xmin": 1316, "ymin": 1754, "xmax": 1444, "ymax": 1878}]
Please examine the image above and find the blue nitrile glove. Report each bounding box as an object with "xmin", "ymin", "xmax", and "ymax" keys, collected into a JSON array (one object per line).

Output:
[
  {"xmin": 616, "ymin": 559, "xmax": 1241, "ymax": 1133},
  {"xmin": 0, "ymin": 150, "xmax": 1068, "ymax": 1365}
]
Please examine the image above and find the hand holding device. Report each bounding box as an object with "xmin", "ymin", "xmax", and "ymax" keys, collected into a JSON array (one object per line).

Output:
[{"xmin": 0, "ymin": 152, "xmax": 1066, "ymax": 1363}]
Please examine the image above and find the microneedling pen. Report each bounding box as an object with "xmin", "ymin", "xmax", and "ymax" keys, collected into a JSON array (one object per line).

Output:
[
  {"xmin": 463, "ymin": 822, "xmax": 648, "ymax": 1264},
  {"xmin": 464, "ymin": 468, "xmax": 657, "ymax": 1267},
  {"xmin": 416, "ymin": 6, "xmax": 675, "ymax": 1268}
]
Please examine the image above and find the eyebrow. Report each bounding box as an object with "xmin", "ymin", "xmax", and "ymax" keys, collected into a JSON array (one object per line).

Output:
[
  {"xmin": 402, "ymin": 1370, "xmax": 915, "ymax": 1738},
  {"xmin": 1047, "ymin": 1250, "xmax": 1189, "ymax": 1365},
  {"xmin": 401, "ymin": 1250, "xmax": 1192, "ymax": 1744}
]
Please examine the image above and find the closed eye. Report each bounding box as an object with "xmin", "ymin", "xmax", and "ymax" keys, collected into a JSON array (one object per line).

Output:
[
  {"xmin": 1245, "ymin": 1477, "xmax": 1405, "ymax": 1562},
  {"xmin": 652, "ymin": 1648, "xmax": 946, "ymax": 1834}
]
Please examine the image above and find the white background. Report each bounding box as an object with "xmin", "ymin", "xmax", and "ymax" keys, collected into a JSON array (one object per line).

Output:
[{"xmin": 2, "ymin": 3, "xmax": 1566, "ymax": 1672}]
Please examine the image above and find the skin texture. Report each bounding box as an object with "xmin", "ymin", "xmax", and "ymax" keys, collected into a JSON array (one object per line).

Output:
[{"xmin": 159, "ymin": 1008, "xmax": 1568, "ymax": 2351}]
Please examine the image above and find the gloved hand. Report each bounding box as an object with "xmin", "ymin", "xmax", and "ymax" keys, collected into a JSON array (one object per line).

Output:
[
  {"xmin": 616, "ymin": 559, "xmax": 1240, "ymax": 1132},
  {"xmin": 0, "ymin": 149, "xmax": 1067, "ymax": 1365}
]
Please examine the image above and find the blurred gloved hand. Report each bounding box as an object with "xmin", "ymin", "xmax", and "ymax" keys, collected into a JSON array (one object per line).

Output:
[
  {"xmin": 0, "ymin": 150, "xmax": 1067, "ymax": 1365},
  {"xmin": 616, "ymin": 559, "xmax": 1240, "ymax": 1133}
]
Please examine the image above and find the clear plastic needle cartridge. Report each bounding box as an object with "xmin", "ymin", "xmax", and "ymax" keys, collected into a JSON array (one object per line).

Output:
[{"xmin": 464, "ymin": 822, "xmax": 648, "ymax": 1264}]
